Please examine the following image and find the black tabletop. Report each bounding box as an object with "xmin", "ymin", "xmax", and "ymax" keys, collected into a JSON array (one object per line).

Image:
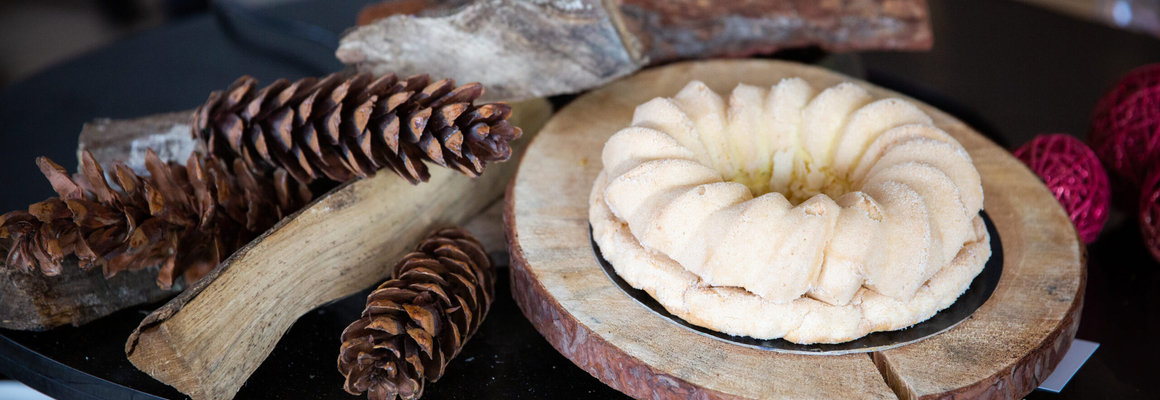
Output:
[{"xmin": 1, "ymin": 0, "xmax": 1158, "ymax": 399}]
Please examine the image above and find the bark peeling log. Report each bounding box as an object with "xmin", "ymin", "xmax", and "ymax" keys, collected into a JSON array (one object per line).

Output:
[{"xmin": 339, "ymin": 0, "xmax": 932, "ymax": 101}]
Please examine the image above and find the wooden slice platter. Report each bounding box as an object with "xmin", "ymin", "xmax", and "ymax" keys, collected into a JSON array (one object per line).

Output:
[{"xmin": 504, "ymin": 59, "xmax": 1085, "ymax": 400}]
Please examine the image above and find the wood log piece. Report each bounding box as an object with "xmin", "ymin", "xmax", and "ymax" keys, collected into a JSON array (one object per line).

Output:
[
  {"xmin": 123, "ymin": 98, "xmax": 552, "ymax": 400},
  {"xmin": 0, "ymin": 257, "xmax": 184, "ymax": 331},
  {"xmin": 463, "ymin": 199, "xmax": 508, "ymax": 261},
  {"xmin": 77, "ymin": 110, "xmax": 203, "ymax": 176},
  {"xmin": 617, "ymin": 0, "xmax": 933, "ymax": 63},
  {"xmin": 338, "ymin": 0, "xmax": 641, "ymax": 102},
  {"xmin": 505, "ymin": 59, "xmax": 1084, "ymax": 399},
  {"xmin": 340, "ymin": 0, "xmax": 931, "ymax": 101},
  {"xmin": 0, "ymin": 111, "xmax": 203, "ymax": 331}
]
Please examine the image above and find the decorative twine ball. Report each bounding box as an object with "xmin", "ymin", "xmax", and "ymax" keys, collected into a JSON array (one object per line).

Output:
[
  {"xmin": 1141, "ymin": 165, "xmax": 1160, "ymax": 262},
  {"xmin": 1014, "ymin": 134, "xmax": 1111, "ymax": 243},
  {"xmin": 1091, "ymin": 63, "xmax": 1160, "ymax": 187}
]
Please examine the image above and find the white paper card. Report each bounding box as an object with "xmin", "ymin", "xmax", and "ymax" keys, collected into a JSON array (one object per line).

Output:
[{"xmin": 1037, "ymin": 339, "xmax": 1099, "ymax": 393}]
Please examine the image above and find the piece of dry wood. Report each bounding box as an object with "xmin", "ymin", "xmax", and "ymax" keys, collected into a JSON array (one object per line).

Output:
[
  {"xmin": 462, "ymin": 199, "xmax": 508, "ymax": 261},
  {"xmin": 338, "ymin": 0, "xmax": 641, "ymax": 102},
  {"xmin": 77, "ymin": 110, "xmax": 202, "ymax": 176},
  {"xmin": 123, "ymin": 98, "xmax": 552, "ymax": 400},
  {"xmin": 616, "ymin": 0, "xmax": 932, "ymax": 63},
  {"xmin": 0, "ymin": 257, "xmax": 184, "ymax": 331},
  {"xmin": 0, "ymin": 112, "xmax": 203, "ymax": 331},
  {"xmin": 504, "ymin": 59, "xmax": 1084, "ymax": 399},
  {"xmin": 339, "ymin": 0, "xmax": 931, "ymax": 101}
]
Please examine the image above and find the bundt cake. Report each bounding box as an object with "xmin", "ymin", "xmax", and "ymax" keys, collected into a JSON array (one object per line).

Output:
[{"xmin": 588, "ymin": 79, "xmax": 992, "ymax": 344}]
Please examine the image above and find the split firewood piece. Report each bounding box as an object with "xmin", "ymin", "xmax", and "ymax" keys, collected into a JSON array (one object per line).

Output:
[
  {"xmin": 338, "ymin": 0, "xmax": 932, "ymax": 101},
  {"xmin": 124, "ymin": 98, "xmax": 551, "ymax": 400},
  {"xmin": 339, "ymin": 227, "xmax": 494, "ymax": 400},
  {"xmin": 192, "ymin": 72, "xmax": 521, "ymax": 185},
  {"xmin": 0, "ymin": 150, "xmax": 311, "ymax": 289}
]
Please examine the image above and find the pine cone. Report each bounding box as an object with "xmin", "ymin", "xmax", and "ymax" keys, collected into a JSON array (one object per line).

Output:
[
  {"xmin": 338, "ymin": 227, "xmax": 494, "ymax": 400},
  {"xmin": 0, "ymin": 150, "xmax": 312, "ymax": 288},
  {"xmin": 193, "ymin": 72, "xmax": 522, "ymax": 185}
]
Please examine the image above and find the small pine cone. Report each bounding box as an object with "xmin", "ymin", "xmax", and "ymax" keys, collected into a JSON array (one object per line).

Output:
[
  {"xmin": 193, "ymin": 72, "xmax": 522, "ymax": 185},
  {"xmin": 0, "ymin": 150, "xmax": 312, "ymax": 288},
  {"xmin": 338, "ymin": 227, "xmax": 494, "ymax": 400}
]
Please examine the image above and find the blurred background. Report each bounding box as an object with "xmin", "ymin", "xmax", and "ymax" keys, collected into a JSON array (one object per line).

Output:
[
  {"xmin": 1, "ymin": 0, "xmax": 1159, "ymax": 88},
  {"xmin": 0, "ymin": 0, "xmax": 301, "ymax": 87}
]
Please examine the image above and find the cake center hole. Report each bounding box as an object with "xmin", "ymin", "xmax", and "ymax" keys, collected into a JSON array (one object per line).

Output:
[{"xmin": 719, "ymin": 150, "xmax": 853, "ymax": 205}]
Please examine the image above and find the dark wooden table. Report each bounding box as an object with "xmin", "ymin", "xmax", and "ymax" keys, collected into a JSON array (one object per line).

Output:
[{"xmin": 0, "ymin": 0, "xmax": 1157, "ymax": 399}]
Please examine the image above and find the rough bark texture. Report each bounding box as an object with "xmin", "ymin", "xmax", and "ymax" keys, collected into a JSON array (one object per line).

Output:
[
  {"xmin": 77, "ymin": 110, "xmax": 203, "ymax": 176},
  {"xmin": 338, "ymin": 0, "xmax": 639, "ymax": 102},
  {"xmin": 340, "ymin": 0, "xmax": 931, "ymax": 101},
  {"xmin": 618, "ymin": 0, "xmax": 932, "ymax": 63},
  {"xmin": 504, "ymin": 60, "xmax": 1084, "ymax": 400},
  {"xmin": 0, "ymin": 257, "xmax": 183, "ymax": 331}
]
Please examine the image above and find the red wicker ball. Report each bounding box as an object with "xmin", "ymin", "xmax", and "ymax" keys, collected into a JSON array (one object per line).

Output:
[
  {"xmin": 1014, "ymin": 134, "xmax": 1111, "ymax": 243},
  {"xmin": 1091, "ymin": 63, "xmax": 1160, "ymax": 187},
  {"xmin": 1141, "ymin": 165, "xmax": 1160, "ymax": 262}
]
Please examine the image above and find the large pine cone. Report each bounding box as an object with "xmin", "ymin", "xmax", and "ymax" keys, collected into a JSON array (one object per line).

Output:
[
  {"xmin": 193, "ymin": 73, "xmax": 522, "ymax": 185},
  {"xmin": 0, "ymin": 150, "xmax": 311, "ymax": 287},
  {"xmin": 338, "ymin": 227, "xmax": 494, "ymax": 400}
]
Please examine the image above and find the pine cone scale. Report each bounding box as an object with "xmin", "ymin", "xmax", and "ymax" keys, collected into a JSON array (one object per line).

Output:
[
  {"xmin": 404, "ymin": 302, "xmax": 441, "ymax": 335},
  {"xmin": 279, "ymin": 77, "xmax": 317, "ymax": 110},
  {"xmin": 433, "ymin": 84, "xmax": 483, "ymax": 108},
  {"xmin": 38, "ymin": 158, "xmax": 84, "ymax": 200},
  {"xmin": 321, "ymin": 104, "xmax": 344, "ymax": 145},
  {"xmin": 405, "ymin": 325, "xmax": 435, "ymax": 358},
  {"xmin": 351, "ymin": 98, "xmax": 376, "ymax": 135},
  {"xmin": 405, "ymin": 107, "xmax": 432, "ymax": 144},
  {"xmin": 380, "ymin": 92, "xmax": 412, "ymax": 118},
  {"xmin": 377, "ymin": 114, "xmax": 402, "ymax": 154},
  {"xmin": 224, "ymin": 77, "xmax": 256, "ymax": 112},
  {"xmin": 268, "ymin": 108, "xmax": 296, "ymax": 152},
  {"xmin": 80, "ymin": 155, "xmax": 117, "ymax": 205},
  {"xmin": 146, "ymin": 153, "xmax": 195, "ymax": 213},
  {"xmin": 338, "ymin": 140, "xmax": 372, "ymax": 178},
  {"xmin": 418, "ymin": 132, "xmax": 445, "ymax": 166},
  {"xmin": 411, "ymin": 282, "xmax": 452, "ymax": 306},
  {"xmin": 241, "ymin": 78, "xmax": 288, "ymax": 122}
]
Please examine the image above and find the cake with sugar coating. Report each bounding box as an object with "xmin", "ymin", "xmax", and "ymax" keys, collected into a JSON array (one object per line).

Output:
[{"xmin": 589, "ymin": 79, "xmax": 991, "ymax": 344}]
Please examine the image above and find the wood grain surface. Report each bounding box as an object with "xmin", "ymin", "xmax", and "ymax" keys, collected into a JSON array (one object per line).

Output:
[
  {"xmin": 505, "ymin": 59, "xmax": 1085, "ymax": 400},
  {"xmin": 123, "ymin": 98, "xmax": 552, "ymax": 400}
]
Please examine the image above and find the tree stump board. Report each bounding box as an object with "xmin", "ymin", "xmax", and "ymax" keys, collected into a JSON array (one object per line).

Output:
[{"xmin": 504, "ymin": 59, "xmax": 1085, "ymax": 400}]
